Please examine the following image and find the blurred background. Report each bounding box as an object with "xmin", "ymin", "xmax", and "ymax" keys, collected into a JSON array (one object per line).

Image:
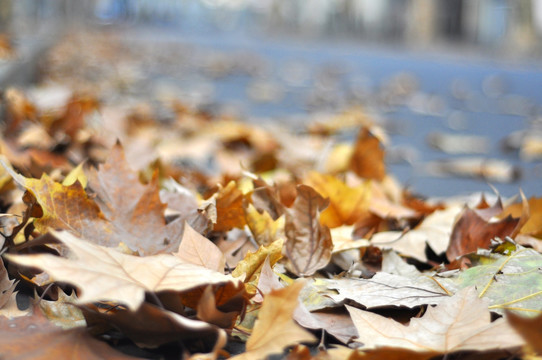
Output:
[{"xmin": 1, "ymin": 0, "xmax": 542, "ymax": 198}]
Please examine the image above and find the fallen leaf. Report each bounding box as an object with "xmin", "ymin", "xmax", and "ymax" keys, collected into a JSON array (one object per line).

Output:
[
  {"xmin": 322, "ymin": 272, "xmax": 449, "ymax": 309},
  {"xmin": 502, "ymin": 196, "xmax": 542, "ymax": 238},
  {"xmin": 6, "ymin": 230, "xmax": 240, "ymax": 311},
  {"xmin": 349, "ymin": 127, "xmax": 386, "ymax": 181},
  {"xmin": 87, "ymin": 143, "xmax": 185, "ymax": 254},
  {"xmin": 211, "ymin": 181, "xmax": 247, "ymax": 232},
  {"xmin": 245, "ymin": 203, "xmax": 284, "ymax": 246},
  {"xmin": 436, "ymin": 244, "xmax": 542, "ymax": 315},
  {"xmin": 507, "ymin": 311, "xmax": 542, "ymax": 355},
  {"xmin": 0, "ymin": 311, "xmax": 139, "ymax": 359},
  {"xmin": 175, "ymin": 223, "xmax": 225, "ymax": 273},
  {"xmin": 197, "ymin": 285, "xmax": 240, "ymax": 328},
  {"xmin": 231, "ymin": 280, "xmax": 316, "ymax": 360},
  {"xmin": 232, "ymin": 238, "xmax": 284, "ymax": 296},
  {"xmin": 62, "ymin": 162, "xmax": 88, "ymax": 188},
  {"xmin": 370, "ymin": 205, "xmax": 463, "ymax": 262},
  {"xmin": 284, "ymin": 185, "xmax": 333, "ymax": 276},
  {"xmin": 0, "ymin": 258, "xmax": 17, "ymax": 308},
  {"xmin": 83, "ymin": 302, "xmax": 225, "ymax": 349},
  {"xmin": 38, "ymin": 289, "xmax": 85, "ymax": 329},
  {"xmin": 446, "ymin": 202, "xmax": 520, "ymax": 261},
  {"xmin": 347, "ymin": 287, "xmax": 524, "ymax": 357},
  {"xmin": 305, "ymin": 171, "xmax": 371, "ymax": 228}
]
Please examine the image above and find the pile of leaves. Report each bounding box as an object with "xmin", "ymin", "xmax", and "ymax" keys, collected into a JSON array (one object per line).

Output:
[{"xmin": 0, "ymin": 32, "xmax": 541, "ymax": 360}]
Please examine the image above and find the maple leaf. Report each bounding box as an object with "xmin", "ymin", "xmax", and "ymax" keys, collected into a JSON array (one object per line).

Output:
[
  {"xmin": 0, "ymin": 311, "xmax": 139, "ymax": 360},
  {"xmin": 349, "ymin": 127, "xmax": 386, "ymax": 181},
  {"xmin": 312, "ymin": 272, "xmax": 448, "ymax": 310},
  {"xmin": 6, "ymin": 230, "xmax": 240, "ymax": 311},
  {"xmin": 284, "ymin": 185, "xmax": 333, "ymax": 276},
  {"xmin": 305, "ymin": 171, "xmax": 371, "ymax": 228},
  {"xmin": 347, "ymin": 287, "xmax": 524, "ymax": 358},
  {"xmin": 436, "ymin": 244, "xmax": 542, "ymax": 315},
  {"xmin": 231, "ymin": 280, "xmax": 316, "ymax": 360},
  {"xmin": 446, "ymin": 200, "xmax": 521, "ymax": 262},
  {"xmin": 175, "ymin": 223, "xmax": 225, "ymax": 273},
  {"xmin": 2, "ymin": 145, "xmax": 186, "ymax": 254},
  {"xmin": 87, "ymin": 142, "xmax": 185, "ymax": 253}
]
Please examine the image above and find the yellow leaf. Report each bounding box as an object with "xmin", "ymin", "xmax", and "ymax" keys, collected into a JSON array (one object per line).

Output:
[
  {"xmin": 62, "ymin": 162, "xmax": 87, "ymax": 188},
  {"xmin": 232, "ymin": 238, "xmax": 284, "ymax": 296},
  {"xmin": 306, "ymin": 171, "xmax": 371, "ymax": 228},
  {"xmin": 502, "ymin": 196, "xmax": 542, "ymax": 238},
  {"xmin": 231, "ymin": 280, "xmax": 316, "ymax": 360},
  {"xmin": 245, "ymin": 203, "xmax": 284, "ymax": 246}
]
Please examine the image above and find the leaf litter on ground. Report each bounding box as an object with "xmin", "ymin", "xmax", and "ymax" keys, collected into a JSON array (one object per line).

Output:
[{"xmin": 0, "ymin": 29, "xmax": 540, "ymax": 359}]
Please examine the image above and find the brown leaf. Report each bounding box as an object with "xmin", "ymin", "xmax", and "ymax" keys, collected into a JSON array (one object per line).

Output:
[
  {"xmin": 349, "ymin": 127, "xmax": 386, "ymax": 181},
  {"xmin": 347, "ymin": 287, "xmax": 524, "ymax": 356},
  {"xmin": 87, "ymin": 143, "xmax": 185, "ymax": 254},
  {"xmin": 196, "ymin": 285, "xmax": 240, "ymax": 328},
  {"xmin": 446, "ymin": 201, "xmax": 521, "ymax": 262},
  {"xmin": 507, "ymin": 311, "xmax": 542, "ymax": 355},
  {"xmin": 175, "ymin": 223, "xmax": 225, "ymax": 273},
  {"xmin": 2, "ymin": 88, "xmax": 36, "ymax": 135},
  {"xmin": 211, "ymin": 181, "xmax": 247, "ymax": 232},
  {"xmin": 0, "ymin": 311, "xmax": 138, "ymax": 359},
  {"xmin": 231, "ymin": 280, "xmax": 316, "ymax": 360},
  {"xmin": 83, "ymin": 302, "xmax": 224, "ymax": 349},
  {"xmin": 6, "ymin": 230, "xmax": 240, "ymax": 311},
  {"xmin": 284, "ymin": 185, "xmax": 333, "ymax": 276}
]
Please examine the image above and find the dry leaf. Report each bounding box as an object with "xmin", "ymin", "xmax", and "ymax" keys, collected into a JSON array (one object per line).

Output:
[
  {"xmin": 38, "ymin": 289, "xmax": 85, "ymax": 329},
  {"xmin": 175, "ymin": 223, "xmax": 225, "ymax": 273},
  {"xmin": 83, "ymin": 302, "xmax": 224, "ymax": 349},
  {"xmin": 0, "ymin": 311, "xmax": 139, "ymax": 360},
  {"xmin": 305, "ymin": 171, "xmax": 371, "ymax": 228},
  {"xmin": 507, "ymin": 311, "xmax": 542, "ymax": 355},
  {"xmin": 502, "ymin": 196, "xmax": 542, "ymax": 238},
  {"xmin": 349, "ymin": 127, "xmax": 386, "ymax": 181},
  {"xmin": 446, "ymin": 204, "xmax": 520, "ymax": 261},
  {"xmin": 231, "ymin": 280, "xmax": 316, "ymax": 360},
  {"xmin": 245, "ymin": 203, "xmax": 284, "ymax": 246},
  {"xmin": 211, "ymin": 181, "xmax": 247, "ymax": 232},
  {"xmin": 232, "ymin": 238, "xmax": 284, "ymax": 296},
  {"xmin": 87, "ymin": 143, "xmax": 185, "ymax": 254},
  {"xmin": 284, "ymin": 185, "xmax": 333, "ymax": 276},
  {"xmin": 347, "ymin": 287, "xmax": 524, "ymax": 356},
  {"xmin": 6, "ymin": 230, "xmax": 240, "ymax": 311}
]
